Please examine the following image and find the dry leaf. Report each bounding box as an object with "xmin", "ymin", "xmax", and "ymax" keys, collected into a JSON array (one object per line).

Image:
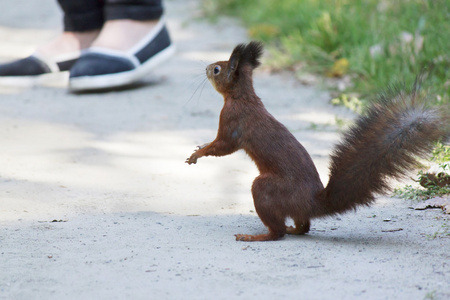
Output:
[
  {"xmin": 327, "ymin": 58, "xmax": 349, "ymax": 78},
  {"xmin": 413, "ymin": 197, "xmax": 450, "ymax": 214}
]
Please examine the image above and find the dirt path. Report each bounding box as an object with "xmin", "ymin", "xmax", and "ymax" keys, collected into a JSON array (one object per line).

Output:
[{"xmin": 0, "ymin": 0, "xmax": 449, "ymax": 299}]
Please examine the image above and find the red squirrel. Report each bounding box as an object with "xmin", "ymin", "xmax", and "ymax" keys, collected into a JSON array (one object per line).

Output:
[{"xmin": 186, "ymin": 41, "xmax": 449, "ymax": 242}]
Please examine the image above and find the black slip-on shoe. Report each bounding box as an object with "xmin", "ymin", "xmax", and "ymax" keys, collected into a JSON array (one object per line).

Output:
[
  {"xmin": 69, "ymin": 18, "xmax": 175, "ymax": 92},
  {"xmin": 0, "ymin": 52, "xmax": 79, "ymax": 87}
]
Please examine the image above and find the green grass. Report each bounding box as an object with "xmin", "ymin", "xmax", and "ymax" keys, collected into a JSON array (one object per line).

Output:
[
  {"xmin": 202, "ymin": 0, "xmax": 449, "ymax": 104},
  {"xmin": 427, "ymin": 222, "xmax": 450, "ymax": 239},
  {"xmin": 393, "ymin": 142, "xmax": 450, "ymax": 200},
  {"xmin": 431, "ymin": 141, "xmax": 450, "ymax": 163},
  {"xmin": 393, "ymin": 183, "xmax": 450, "ymax": 201}
]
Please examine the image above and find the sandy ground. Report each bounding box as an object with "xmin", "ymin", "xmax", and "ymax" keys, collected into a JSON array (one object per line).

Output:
[{"xmin": 0, "ymin": 0, "xmax": 449, "ymax": 299}]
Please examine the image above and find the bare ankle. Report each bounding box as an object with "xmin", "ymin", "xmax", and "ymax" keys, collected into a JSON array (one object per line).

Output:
[
  {"xmin": 72, "ymin": 31, "xmax": 101, "ymax": 49},
  {"xmin": 36, "ymin": 30, "xmax": 100, "ymax": 58},
  {"xmin": 92, "ymin": 19, "xmax": 160, "ymax": 52}
]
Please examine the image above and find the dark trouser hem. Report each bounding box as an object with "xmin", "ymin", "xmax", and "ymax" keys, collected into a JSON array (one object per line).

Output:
[
  {"xmin": 58, "ymin": 0, "xmax": 163, "ymax": 32},
  {"xmin": 104, "ymin": 5, "xmax": 163, "ymax": 21},
  {"xmin": 58, "ymin": 0, "xmax": 104, "ymax": 32}
]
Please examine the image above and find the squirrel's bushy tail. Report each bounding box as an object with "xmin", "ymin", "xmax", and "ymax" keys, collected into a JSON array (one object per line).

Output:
[{"xmin": 316, "ymin": 80, "xmax": 449, "ymax": 216}]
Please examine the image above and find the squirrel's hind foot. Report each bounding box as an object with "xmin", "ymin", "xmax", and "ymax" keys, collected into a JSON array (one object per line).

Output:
[{"xmin": 235, "ymin": 232, "xmax": 283, "ymax": 242}]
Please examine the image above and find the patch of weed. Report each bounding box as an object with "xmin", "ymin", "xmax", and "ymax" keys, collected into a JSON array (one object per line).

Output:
[{"xmin": 202, "ymin": 0, "xmax": 450, "ymax": 105}]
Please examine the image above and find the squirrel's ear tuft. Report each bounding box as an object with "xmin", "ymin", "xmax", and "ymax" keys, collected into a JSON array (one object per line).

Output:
[
  {"xmin": 243, "ymin": 41, "xmax": 263, "ymax": 69},
  {"xmin": 229, "ymin": 41, "xmax": 263, "ymax": 73}
]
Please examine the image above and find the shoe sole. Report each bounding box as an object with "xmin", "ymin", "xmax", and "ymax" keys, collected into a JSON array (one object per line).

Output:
[{"xmin": 69, "ymin": 44, "xmax": 175, "ymax": 92}]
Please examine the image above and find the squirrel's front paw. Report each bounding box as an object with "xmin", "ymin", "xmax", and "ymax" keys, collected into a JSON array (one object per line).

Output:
[{"xmin": 185, "ymin": 153, "xmax": 198, "ymax": 165}]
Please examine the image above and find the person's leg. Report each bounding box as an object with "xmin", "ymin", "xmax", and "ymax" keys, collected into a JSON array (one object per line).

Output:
[
  {"xmin": 37, "ymin": 0, "xmax": 103, "ymax": 59},
  {"xmin": 93, "ymin": 0, "xmax": 164, "ymax": 51},
  {"xmin": 0, "ymin": 0, "xmax": 103, "ymax": 81},
  {"xmin": 69, "ymin": 0, "xmax": 174, "ymax": 91}
]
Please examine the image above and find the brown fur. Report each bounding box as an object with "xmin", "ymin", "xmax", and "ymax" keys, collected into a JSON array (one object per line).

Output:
[{"xmin": 186, "ymin": 41, "xmax": 449, "ymax": 242}]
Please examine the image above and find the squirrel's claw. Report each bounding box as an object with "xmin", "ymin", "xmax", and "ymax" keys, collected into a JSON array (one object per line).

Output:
[
  {"xmin": 186, "ymin": 154, "xmax": 198, "ymax": 165},
  {"xmin": 235, "ymin": 234, "xmax": 252, "ymax": 241},
  {"xmin": 186, "ymin": 144, "xmax": 208, "ymax": 164}
]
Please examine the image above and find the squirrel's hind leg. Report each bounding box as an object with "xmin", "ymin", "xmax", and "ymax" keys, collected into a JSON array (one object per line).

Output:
[
  {"xmin": 234, "ymin": 212, "xmax": 286, "ymax": 241},
  {"xmin": 235, "ymin": 176, "xmax": 287, "ymax": 242}
]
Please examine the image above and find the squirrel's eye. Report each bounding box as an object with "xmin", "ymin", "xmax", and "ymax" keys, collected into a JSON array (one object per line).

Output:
[{"xmin": 213, "ymin": 65, "xmax": 221, "ymax": 75}]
